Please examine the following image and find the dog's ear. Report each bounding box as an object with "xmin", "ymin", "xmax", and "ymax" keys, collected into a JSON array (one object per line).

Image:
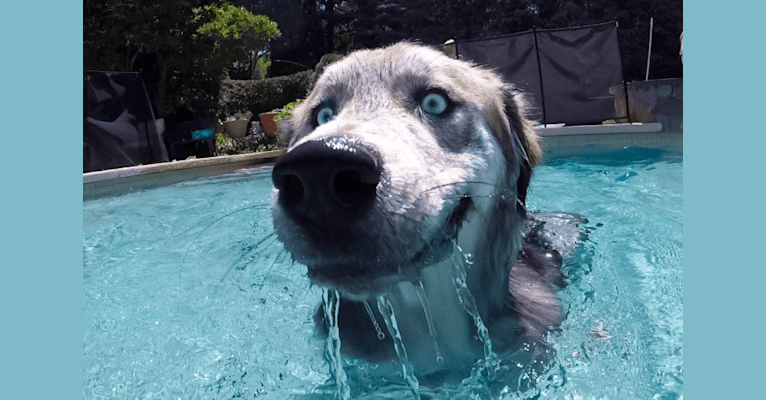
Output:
[
  {"xmin": 516, "ymin": 153, "xmax": 532, "ymax": 208},
  {"xmin": 502, "ymin": 87, "xmax": 541, "ymax": 167},
  {"xmin": 502, "ymin": 87, "xmax": 541, "ymax": 206}
]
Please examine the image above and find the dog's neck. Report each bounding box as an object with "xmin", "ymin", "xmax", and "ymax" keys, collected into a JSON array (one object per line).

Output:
[
  {"xmin": 380, "ymin": 196, "xmax": 525, "ymax": 377},
  {"xmin": 383, "ymin": 261, "xmax": 478, "ymax": 376}
]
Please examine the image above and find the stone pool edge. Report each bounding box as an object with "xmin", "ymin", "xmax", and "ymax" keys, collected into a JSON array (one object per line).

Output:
[
  {"xmin": 84, "ymin": 125, "xmax": 683, "ymax": 200},
  {"xmin": 84, "ymin": 150, "xmax": 284, "ymax": 200},
  {"xmin": 537, "ymin": 123, "xmax": 682, "ymax": 157}
]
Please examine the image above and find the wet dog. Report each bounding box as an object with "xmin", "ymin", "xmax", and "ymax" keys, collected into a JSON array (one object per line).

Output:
[{"xmin": 270, "ymin": 42, "xmax": 576, "ymax": 379}]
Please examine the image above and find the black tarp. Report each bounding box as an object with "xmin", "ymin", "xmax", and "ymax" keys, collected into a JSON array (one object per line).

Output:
[
  {"xmin": 84, "ymin": 71, "xmax": 168, "ymax": 172},
  {"xmin": 455, "ymin": 22, "xmax": 625, "ymax": 125}
]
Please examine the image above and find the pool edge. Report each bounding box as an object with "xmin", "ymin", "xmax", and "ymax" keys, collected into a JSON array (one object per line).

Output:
[
  {"xmin": 83, "ymin": 150, "xmax": 284, "ymax": 200},
  {"xmin": 84, "ymin": 127, "xmax": 683, "ymax": 200}
]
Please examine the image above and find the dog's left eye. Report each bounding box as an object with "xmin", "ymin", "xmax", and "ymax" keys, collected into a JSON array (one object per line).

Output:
[
  {"xmin": 421, "ymin": 93, "xmax": 448, "ymax": 115},
  {"xmin": 316, "ymin": 107, "xmax": 335, "ymax": 125}
]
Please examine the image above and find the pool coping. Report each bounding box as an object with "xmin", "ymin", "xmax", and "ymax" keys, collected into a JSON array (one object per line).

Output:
[
  {"xmin": 84, "ymin": 150, "xmax": 284, "ymax": 199},
  {"xmin": 84, "ymin": 124, "xmax": 681, "ymax": 200},
  {"xmin": 536, "ymin": 122, "xmax": 681, "ymax": 156},
  {"xmin": 535, "ymin": 122, "xmax": 662, "ymax": 136}
]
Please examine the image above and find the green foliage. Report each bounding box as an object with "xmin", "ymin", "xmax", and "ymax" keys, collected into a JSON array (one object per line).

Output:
[
  {"xmin": 84, "ymin": 0, "xmax": 281, "ymax": 118},
  {"xmin": 195, "ymin": 3, "xmax": 280, "ymax": 81},
  {"xmin": 217, "ymin": 70, "xmax": 312, "ymax": 119},
  {"xmin": 85, "ymin": 0, "xmax": 681, "ymax": 123},
  {"xmin": 273, "ymin": 99, "xmax": 304, "ymax": 136},
  {"xmin": 85, "ymin": 0, "xmax": 223, "ymax": 116},
  {"xmin": 195, "ymin": 3, "xmax": 279, "ymax": 41},
  {"xmin": 256, "ymin": 56, "xmax": 271, "ymax": 80},
  {"xmin": 273, "ymin": 99, "xmax": 303, "ymax": 121},
  {"xmin": 216, "ymin": 133, "xmax": 231, "ymax": 146}
]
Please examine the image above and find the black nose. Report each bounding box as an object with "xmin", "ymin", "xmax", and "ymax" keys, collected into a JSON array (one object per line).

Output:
[{"xmin": 272, "ymin": 137, "xmax": 382, "ymax": 227}]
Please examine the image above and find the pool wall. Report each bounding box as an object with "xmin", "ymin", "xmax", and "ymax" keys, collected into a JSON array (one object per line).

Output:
[{"xmin": 611, "ymin": 78, "xmax": 684, "ymax": 133}]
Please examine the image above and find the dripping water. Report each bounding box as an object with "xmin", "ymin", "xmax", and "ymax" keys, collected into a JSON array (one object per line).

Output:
[
  {"xmin": 363, "ymin": 300, "xmax": 386, "ymax": 340},
  {"xmin": 322, "ymin": 289, "xmax": 351, "ymax": 400},
  {"xmin": 450, "ymin": 246, "xmax": 501, "ymax": 378},
  {"xmin": 376, "ymin": 295, "xmax": 421, "ymax": 400},
  {"xmin": 413, "ymin": 279, "xmax": 444, "ymax": 365}
]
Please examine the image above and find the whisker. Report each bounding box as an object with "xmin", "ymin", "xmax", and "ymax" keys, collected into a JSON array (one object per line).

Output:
[
  {"xmin": 252, "ymin": 231, "xmax": 278, "ymax": 251},
  {"xmin": 178, "ymin": 205, "xmax": 273, "ymax": 285},
  {"xmin": 415, "ymin": 193, "xmax": 507, "ymax": 201},
  {"xmin": 253, "ymin": 249, "xmax": 289, "ymax": 290},
  {"xmin": 216, "ymin": 234, "xmax": 279, "ymax": 286},
  {"xmin": 415, "ymin": 180, "xmax": 505, "ymax": 200}
]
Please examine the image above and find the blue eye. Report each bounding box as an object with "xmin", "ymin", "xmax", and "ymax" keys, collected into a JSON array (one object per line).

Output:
[
  {"xmin": 316, "ymin": 107, "xmax": 335, "ymax": 125},
  {"xmin": 421, "ymin": 93, "xmax": 448, "ymax": 115}
]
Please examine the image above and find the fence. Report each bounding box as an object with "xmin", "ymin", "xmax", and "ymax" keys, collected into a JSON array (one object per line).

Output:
[{"xmin": 455, "ymin": 22, "xmax": 628, "ymax": 125}]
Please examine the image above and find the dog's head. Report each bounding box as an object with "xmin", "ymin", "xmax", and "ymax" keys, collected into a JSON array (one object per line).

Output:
[{"xmin": 271, "ymin": 43, "xmax": 540, "ymax": 304}]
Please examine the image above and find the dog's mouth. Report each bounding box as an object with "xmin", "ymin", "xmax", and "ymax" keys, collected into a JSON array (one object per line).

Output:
[{"xmin": 305, "ymin": 195, "xmax": 475, "ymax": 299}]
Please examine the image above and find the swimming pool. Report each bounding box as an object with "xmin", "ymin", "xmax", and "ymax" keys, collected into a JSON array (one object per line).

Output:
[{"xmin": 83, "ymin": 146, "xmax": 682, "ymax": 399}]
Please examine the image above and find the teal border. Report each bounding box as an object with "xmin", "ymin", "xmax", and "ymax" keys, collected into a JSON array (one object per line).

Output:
[
  {"xmin": 686, "ymin": 2, "xmax": 766, "ymax": 398},
  {"xmin": 1, "ymin": 2, "xmax": 83, "ymax": 398},
  {"xmin": 11, "ymin": 2, "xmax": 763, "ymax": 398}
]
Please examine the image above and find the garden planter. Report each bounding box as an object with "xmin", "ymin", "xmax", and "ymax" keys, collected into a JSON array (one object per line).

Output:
[
  {"xmin": 223, "ymin": 119, "xmax": 249, "ymax": 139},
  {"xmin": 259, "ymin": 113, "xmax": 278, "ymax": 136}
]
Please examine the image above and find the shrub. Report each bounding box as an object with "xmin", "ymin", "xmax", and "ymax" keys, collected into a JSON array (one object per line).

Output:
[{"xmin": 217, "ymin": 70, "xmax": 312, "ymax": 119}]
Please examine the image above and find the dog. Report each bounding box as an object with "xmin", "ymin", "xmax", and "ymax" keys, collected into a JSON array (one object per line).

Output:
[{"xmin": 270, "ymin": 42, "xmax": 580, "ymax": 381}]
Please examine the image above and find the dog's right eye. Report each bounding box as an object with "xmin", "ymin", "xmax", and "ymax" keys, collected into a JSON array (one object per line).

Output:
[
  {"xmin": 420, "ymin": 92, "xmax": 449, "ymax": 115},
  {"xmin": 316, "ymin": 107, "xmax": 335, "ymax": 125}
]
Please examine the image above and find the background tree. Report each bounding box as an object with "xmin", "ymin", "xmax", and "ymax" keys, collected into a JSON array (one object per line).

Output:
[
  {"xmin": 239, "ymin": 0, "xmax": 323, "ymax": 76},
  {"xmin": 85, "ymin": 0, "xmax": 681, "ymax": 119},
  {"xmin": 323, "ymin": 0, "xmax": 681, "ymax": 81},
  {"xmin": 84, "ymin": 0, "xmax": 279, "ymax": 118},
  {"xmin": 195, "ymin": 3, "xmax": 280, "ymax": 80}
]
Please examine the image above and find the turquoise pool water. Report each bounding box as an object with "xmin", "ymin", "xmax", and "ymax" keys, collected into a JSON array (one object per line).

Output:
[{"xmin": 83, "ymin": 147, "xmax": 683, "ymax": 399}]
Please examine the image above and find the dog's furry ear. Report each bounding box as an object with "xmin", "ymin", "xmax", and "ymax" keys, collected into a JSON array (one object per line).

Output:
[
  {"xmin": 502, "ymin": 87, "xmax": 541, "ymax": 206},
  {"xmin": 502, "ymin": 87, "xmax": 541, "ymax": 167}
]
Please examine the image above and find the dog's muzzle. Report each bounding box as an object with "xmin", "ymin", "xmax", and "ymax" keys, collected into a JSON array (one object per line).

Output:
[{"xmin": 272, "ymin": 137, "xmax": 383, "ymax": 229}]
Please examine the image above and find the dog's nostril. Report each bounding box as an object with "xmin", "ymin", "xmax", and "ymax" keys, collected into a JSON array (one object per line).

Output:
[
  {"xmin": 280, "ymin": 174, "xmax": 305, "ymax": 205},
  {"xmin": 332, "ymin": 169, "xmax": 378, "ymax": 208}
]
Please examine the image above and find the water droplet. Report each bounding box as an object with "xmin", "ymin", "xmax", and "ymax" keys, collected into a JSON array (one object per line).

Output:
[
  {"xmin": 414, "ymin": 280, "xmax": 443, "ymax": 365},
  {"xmin": 449, "ymin": 248, "xmax": 500, "ymax": 378},
  {"xmin": 615, "ymin": 171, "xmax": 638, "ymax": 181},
  {"xmin": 322, "ymin": 289, "xmax": 351, "ymax": 400},
  {"xmin": 376, "ymin": 296, "xmax": 421, "ymax": 399},
  {"xmin": 362, "ymin": 300, "xmax": 386, "ymax": 340}
]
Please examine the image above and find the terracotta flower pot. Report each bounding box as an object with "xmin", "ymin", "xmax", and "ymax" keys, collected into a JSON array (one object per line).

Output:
[{"xmin": 259, "ymin": 113, "xmax": 278, "ymax": 136}]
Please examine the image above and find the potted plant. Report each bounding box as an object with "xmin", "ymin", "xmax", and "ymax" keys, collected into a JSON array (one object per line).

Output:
[
  {"xmin": 270, "ymin": 99, "xmax": 303, "ymax": 136},
  {"xmin": 223, "ymin": 111, "xmax": 252, "ymax": 139},
  {"xmin": 259, "ymin": 109, "xmax": 279, "ymax": 136}
]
